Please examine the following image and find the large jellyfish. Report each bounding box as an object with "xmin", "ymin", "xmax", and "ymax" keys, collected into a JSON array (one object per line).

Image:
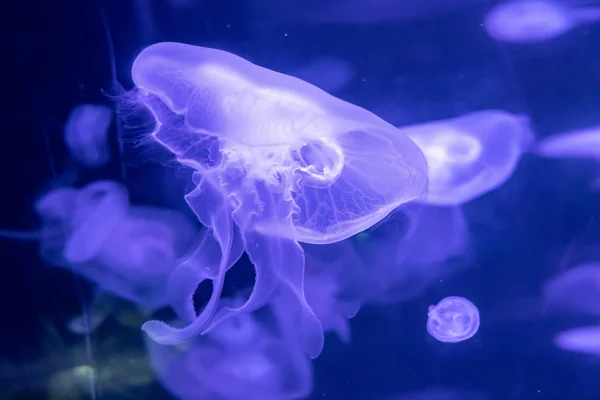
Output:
[
  {"xmin": 483, "ymin": 0, "xmax": 600, "ymax": 43},
  {"xmin": 126, "ymin": 42, "xmax": 428, "ymax": 358},
  {"xmin": 145, "ymin": 296, "xmax": 313, "ymax": 400},
  {"xmin": 397, "ymin": 110, "xmax": 533, "ymax": 206}
]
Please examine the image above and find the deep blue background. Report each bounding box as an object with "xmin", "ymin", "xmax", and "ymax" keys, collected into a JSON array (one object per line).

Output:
[{"xmin": 2, "ymin": 0, "xmax": 600, "ymax": 399}]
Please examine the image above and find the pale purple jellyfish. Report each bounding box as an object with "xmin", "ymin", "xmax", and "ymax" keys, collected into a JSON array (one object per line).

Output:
[
  {"xmin": 12, "ymin": 180, "xmax": 197, "ymax": 312},
  {"xmin": 427, "ymin": 296, "xmax": 480, "ymax": 343},
  {"xmin": 64, "ymin": 104, "xmax": 113, "ymax": 168},
  {"xmin": 542, "ymin": 263, "xmax": 600, "ymax": 316},
  {"xmin": 484, "ymin": 0, "xmax": 600, "ymax": 43},
  {"xmin": 126, "ymin": 42, "xmax": 429, "ymax": 358},
  {"xmin": 554, "ymin": 325, "xmax": 600, "ymax": 355},
  {"xmin": 533, "ymin": 125, "xmax": 600, "ymax": 190},
  {"xmin": 398, "ymin": 110, "xmax": 533, "ymax": 206},
  {"xmin": 303, "ymin": 245, "xmax": 362, "ymax": 343},
  {"xmin": 352, "ymin": 204, "xmax": 470, "ymax": 304},
  {"xmin": 145, "ymin": 296, "xmax": 313, "ymax": 400}
]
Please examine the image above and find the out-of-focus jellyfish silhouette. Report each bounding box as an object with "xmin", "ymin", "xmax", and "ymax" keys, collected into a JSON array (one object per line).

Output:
[
  {"xmin": 487, "ymin": 263, "xmax": 600, "ymax": 324},
  {"xmin": 554, "ymin": 325, "xmax": 600, "ymax": 355},
  {"xmin": 64, "ymin": 104, "xmax": 113, "ymax": 168},
  {"xmin": 483, "ymin": 0, "xmax": 600, "ymax": 43},
  {"xmin": 351, "ymin": 204, "xmax": 470, "ymax": 304},
  {"xmin": 290, "ymin": 56, "xmax": 353, "ymax": 93},
  {"xmin": 126, "ymin": 42, "xmax": 428, "ymax": 358},
  {"xmin": 398, "ymin": 110, "xmax": 533, "ymax": 206},
  {"xmin": 389, "ymin": 386, "xmax": 490, "ymax": 400},
  {"xmin": 427, "ymin": 296, "xmax": 480, "ymax": 343},
  {"xmin": 1, "ymin": 180, "xmax": 197, "ymax": 313},
  {"xmin": 145, "ymin": 296, "xmax": 313, "ymax": 400},
  {"xmin": 533, "ymin": 125, "xmax": 600, "ymax": 190},
  {"xmin": 542, "ymin": 263, "xmax": 600, "ymax": 316},
  {"xmin": 303, "ymin": 244, "xmax": 362, "ymax": 343}
]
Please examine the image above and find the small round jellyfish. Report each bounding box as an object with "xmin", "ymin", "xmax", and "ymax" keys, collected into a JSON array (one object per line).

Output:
[
  {"xmin": 483, "ymin": 0, "xmax": 600, "ymax": 43},
  {"xmin": 427, "ymin": 296, "xmax": 480, "ymax": 343},
  {"xmin": 399, "ymin": 110, "xmax": 533, "ymax": 206}
]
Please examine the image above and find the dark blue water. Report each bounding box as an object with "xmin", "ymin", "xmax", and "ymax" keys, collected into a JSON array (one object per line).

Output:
[{"xmin": 2, "ymin": 0, "xmax": 600, "ymax": 399}]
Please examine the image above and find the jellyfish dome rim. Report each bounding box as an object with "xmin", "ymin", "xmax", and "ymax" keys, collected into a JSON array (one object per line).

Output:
[{"xmin": 130, "ymin": 42, "xmax": 429, "ymax": 245}]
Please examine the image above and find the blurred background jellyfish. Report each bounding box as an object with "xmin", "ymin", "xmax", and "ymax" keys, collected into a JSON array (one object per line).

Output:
[
  {"xmin": 0, "ymin": 180, "xmax": 197, "ymax": 319},
  {"xmin": 64, "ymin": 104, "xmax": 113, "ymax": 168},
  {"xmin": 541, "ymin": 263, "xmax": 600, "ymax": 316},
  {"xmin": 303, "ymin": 243, "xmax": 363, "ymax": 344},
  {"xmin": 398, "ymin": 110, "xmax": 533, "ymax": 206},
  {"xmin": 351, "ymin": 204, "xmax": 470, "ymax": 304},
  {"xmin": 145, "ymin": 296, "xmax": 313, "ymax": 400},
  {"xmin": 400, "ymin": 110, "xmax": 533, "ymax": 205},
  {"xmin": 533, "ymin": 125, "xmax": 600, "ymax": 190},
  {"xmin": 483, "ymin": 0, "xmax": 600, "ymax": 43},
  {"xmin": 427, "ymin": 296, "xmax": 480, "ymax": 343},
  {"xmin": 554, "ymin": 325, "xmax": 600, "ymax": 356},
  {"xmin": 127, "ymin": 42, "xmax": 429, "ymax": 358}
]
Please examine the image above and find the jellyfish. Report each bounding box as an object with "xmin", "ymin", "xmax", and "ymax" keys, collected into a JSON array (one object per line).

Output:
[
  {"xmin": 64, "ymin": 104, "xmax": 113, "ymax": 168},
  {"xmin": 427, "ymin": 296, "xmax": 480, "ymax": 343},
  {"xmin": 303, "ymin": 244, "xmax": 362, "ymax": 343},
  {"xmin": 483, "ymin": 0, "xmax": 600, "ymax": 43},
  {"xmin": 398, "ymin": 110, "xmax": 533, "ymax": 206},
  {"xmin": 554, "ymin": 325, "xmax": 600, "ymax": 355},
  {"xmin": 125, "ymin": 42, "xmax": 428, "ymax": 358},
  {"xmin": 145, "ymin": 296, "xmax": 313, "ymax": 400},
  {"xmin": 351, "ymin": 204, "xmax": 470, "ymax": 305},
  {"xmin": 1, "ymin": 180, "xmax": 197, "ymax": 312},
  {"xmin": 542, "ymin": 263, "xmax": 600, "ymax": 316},
  {"xmin": 532, "ymin": 125, "xmax": 600, "ymax": 190}
]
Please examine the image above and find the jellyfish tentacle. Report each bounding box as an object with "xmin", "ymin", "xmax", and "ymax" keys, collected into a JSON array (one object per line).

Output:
[{"xmin": 142, "ymin": 172, "xmax": 243, "ymax": 344}]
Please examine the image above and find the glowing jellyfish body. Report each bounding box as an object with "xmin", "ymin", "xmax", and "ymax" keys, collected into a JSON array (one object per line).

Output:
[
  {"xmin": 484, "ymin": 0, "xmax": 600, "ymax": 43},
  {"xmin": 554, "ymin": 325, "xmax": 600, "ymax": 355},
  {"xmin": 399, "ymin": 110, "xmax": 533, "ymax": 206},
  {"xmin": 129, "ymin": 42, "xmax": 428, "ymax": 358},
  {"xmin": 427, "ymin": 296, "xmax": 480, "ymax": 343},
  {"xmin": 64, "ymin": 104, "xmax": 113, "ymax": 167},
  {"xmin": 145, "ymin": 299, "xmax": 313, "ymax": 400},
  {"xmin": 35, "ymin": 181, "xmax": 196, "ymax": 311}
]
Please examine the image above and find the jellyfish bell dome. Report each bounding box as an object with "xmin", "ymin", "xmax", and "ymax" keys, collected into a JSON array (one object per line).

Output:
[{"xmin": 130, "ymin": 41, "xmax": 429, "ymax": 245}]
